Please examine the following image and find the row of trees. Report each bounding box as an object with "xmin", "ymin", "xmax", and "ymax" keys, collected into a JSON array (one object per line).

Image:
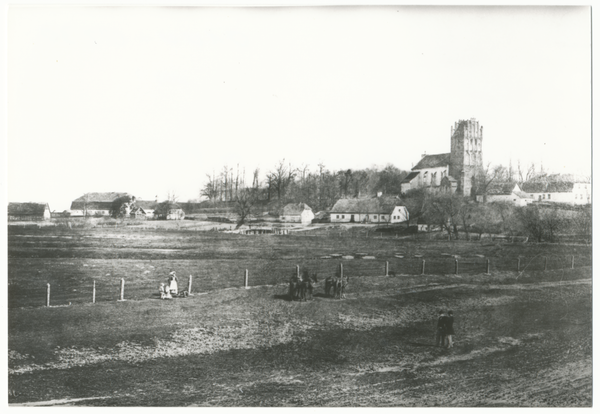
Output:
[{"xmin": 201, "ymin": 159, "xmax": 410, "ymax": 212}]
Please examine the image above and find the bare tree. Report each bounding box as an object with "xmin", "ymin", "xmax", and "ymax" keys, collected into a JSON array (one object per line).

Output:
[{"xmin": 235, "ymin": 188, "xmax": 257, "ymax": 228}]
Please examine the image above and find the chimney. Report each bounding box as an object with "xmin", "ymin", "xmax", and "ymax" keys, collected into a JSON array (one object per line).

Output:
[{"xmin": 422, "ymin": 151, "xmax": 427, "ymax": 158}]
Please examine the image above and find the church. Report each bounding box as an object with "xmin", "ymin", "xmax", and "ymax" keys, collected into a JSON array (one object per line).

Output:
[{"xmin": 400, "ymin": 118, "xmax": 483, "ymax": 196}]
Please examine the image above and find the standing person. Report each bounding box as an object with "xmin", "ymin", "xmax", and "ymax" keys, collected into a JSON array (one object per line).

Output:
[
  {"xmin": 445, "ymin": 310, "xmax": 455, "ymax": 348},
  {"xmin": 168, "ymin": 271, "xmax": 178, "ymax": 295},
  {"xmin": 435, "ymin": 310, "xmax": 447, "ymax": 347}
]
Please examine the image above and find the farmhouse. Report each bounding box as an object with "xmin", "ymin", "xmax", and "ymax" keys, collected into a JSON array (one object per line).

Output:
[
  {"xmin": 476, "ymin": 182, "xmax": 532, "ymax": 206},
  {"xmin": 134, "ymin": 200, "xmax": 158, "ymax": 219},
  {"xmin": 330, "ymin": 196, "xmax": 409, "ymax": 224},
  {"xmin": 70, "ymin": 192, "xmax": 134, "ymax": 217},
  {"xmin": 281, "ymin": 203, "xmax": 315, "ymax": 225},
  {"xmin": 521, "ymin": 174, "xmax": 591, "ymax": 205},
  {"xmin": 7, "ymin": 202, "xmax": 51, "ymax": 221},
  {"xmin": 401, "ymin": 118, "xmax": 483, "ymax": 196},
  {"xmin": 154, "ymin": 202, "xmax": 185, "ymax": 220}
]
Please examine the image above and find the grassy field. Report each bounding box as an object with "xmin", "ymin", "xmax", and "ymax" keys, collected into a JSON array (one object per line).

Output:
[
  {"xmin": 7, "ymin": 225, "xmax": 592, "ymax": 308},
  {"xmin": 7, "ymin": 225, "xmax": 593, "ymax": 406}
]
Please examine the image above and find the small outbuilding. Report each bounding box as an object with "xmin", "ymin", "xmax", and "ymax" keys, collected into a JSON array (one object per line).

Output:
[
  {"xmin": 330, "ymin": 196, "xmax": 409, "ymax": 224},
  {"xmin": 8, "ymin": 202, "xmax": 51, "ymax": 221},
  {"xmin": 281, "ymin": 203, "xmax": 315, "ymax": 225}
]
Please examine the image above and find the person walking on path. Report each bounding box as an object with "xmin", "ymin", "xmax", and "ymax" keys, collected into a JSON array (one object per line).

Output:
[
  {"xmin": 435, "ymin": 310, "xmax": 447, "ymax": 347},
  {"xmin": 445, "ymin": 310, "xmax": 455, "ymax": 348}
]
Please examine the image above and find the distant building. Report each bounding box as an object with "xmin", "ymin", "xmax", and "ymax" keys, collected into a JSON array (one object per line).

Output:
[
  {"xmin": 281, "ymin": 203, "xmax": 315, "ymax": 225},
  {"xmin": 8, "ymin": 202, "xmax": 51, "ymax": 221},
  {"xmin": 153, "ymin": 202, "xmax": 185, "ymax": 220},
  {"xmin": 70, "ymin": 192, "xmax": 133, "ymax": 217},
  {"xmin": 134, "ymin": 200, "xmax": 158, "ymax": 219},
  {"xmin": 475, "ymin": 182, "xmax": 532, "ymax": 207},
  {"xmin": 521, "ymin": 174, "xmax": 591, "ymax": 205},
  {"xmin": 401, "ymin": 118, "xmax": 483, "ymax": 196},
  {"xmin": 330, "ymin": 196, "xmax": 409, "ymax": 224}
]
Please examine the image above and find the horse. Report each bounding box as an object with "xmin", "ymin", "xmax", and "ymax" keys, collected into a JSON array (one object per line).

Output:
[
  {"xmin": 289, "ymin": 275, "xmax": 302, "ymax": 300},
  {"xmin": 333, "ymin": 275, "xmax": 349, "ymax": 299},
  {"xmin": 299, "ymin": 272, "xmax": 318, "ymax": 301}
]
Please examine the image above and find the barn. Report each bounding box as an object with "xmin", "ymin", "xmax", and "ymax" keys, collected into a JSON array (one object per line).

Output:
[
  {"xmin": 281, "ymin": 203, "xmax": 315, "ymax": 225},
  {"xmin": 330, "ymin": 196, "xmax": 409, "ymax": 224},
  {"xmin": 70, "ymin": 192, "xmax": 133, "ymax": 217},
  {"xmin": 8, "ymin": 202, "xmax": 51, "ymax": 221}
]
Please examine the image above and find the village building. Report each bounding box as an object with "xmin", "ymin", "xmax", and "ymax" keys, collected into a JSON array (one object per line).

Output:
[
  {"xmin": 520, "ymin": 175, "xmax": 591, "ymax": 205},
  {"xmin": 401, "ymin": 118, "xmax": 483, "ymax": 196},
  {"xmin": 475, "ymin": 182, "xmax": 532, "ymax": 207},
  {"xmin": 330, "ymin": 196, "xmax": 409, "ymax": 224},
  {"xmin": 133, "ymin": 200, "xmax": 158, "ymax": 219},
  {"xmin": 7, "ymin": 202, "xmax": 51, "ymax": 221},
  {"xmin": 153, "ymin": 202, "xmax": 185, "ymax": 220},
  {"xmin": 280, "ymin": 203, "xmax": 315, "ymax": 225},
  {"xmin": 70, "ymin": 192, "xmax": 134, "ymax": 217}
]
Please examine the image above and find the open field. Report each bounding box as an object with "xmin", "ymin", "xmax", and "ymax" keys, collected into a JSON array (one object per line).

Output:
[
  {"xmin": 8, "ymin": 225, "xmax": 593, "ymax": 406},
  {"xmin": 7, "ymin": 225, "xmax": 592, "ymax": 308}
]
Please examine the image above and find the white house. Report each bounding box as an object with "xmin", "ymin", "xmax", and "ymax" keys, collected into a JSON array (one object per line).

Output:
[
  {"xmin": 281, "ymin": 203, "xmax": 315, "ymax": 225},
  {"xmin": 521, "ymin": 175, "xmax": 591, "ymax": 205},
  {"xmin": 330, "ymin": 196, "xmax": 409, "ymax": 224},
  {"xmin": 476, "ymin": 183, "xmax": 532, "ymax": 207}
]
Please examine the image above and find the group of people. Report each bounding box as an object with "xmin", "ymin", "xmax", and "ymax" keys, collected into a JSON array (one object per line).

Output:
[
  {"xmin": 435, "ymin": 309, "xmax": 455, "ymax": 348},
  {"xmin": 159, "ymin": 271, "xmax": 178, "ymax": 299}
]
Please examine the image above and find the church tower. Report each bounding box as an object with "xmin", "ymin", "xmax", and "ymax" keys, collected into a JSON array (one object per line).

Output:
[{"xmin": 449, "ymin": 118, "xmax": 483, "ymax": 196}]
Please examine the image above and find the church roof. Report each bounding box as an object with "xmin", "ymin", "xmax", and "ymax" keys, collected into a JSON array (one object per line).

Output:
[{"xmin": 412, "ymin": 153, "xmax": 451, "ymax": 170}]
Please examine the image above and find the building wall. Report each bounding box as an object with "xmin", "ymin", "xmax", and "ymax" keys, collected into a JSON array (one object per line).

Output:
[
  {"xmin": 389, "ymin": 206, "xmax": 409, "ymax": 223},
  {"xmin": 331, "ymin": 213, "xmax": 391, "ymax": 223},
  {"xmin": 415, "ymin": 166, "xmax": 448, "ymax": 187}
]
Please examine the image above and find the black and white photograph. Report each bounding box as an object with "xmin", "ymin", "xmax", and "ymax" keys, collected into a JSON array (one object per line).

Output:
[{"xmin": 3, "ymin": 2, "xmax": 593, "ymax": 407}]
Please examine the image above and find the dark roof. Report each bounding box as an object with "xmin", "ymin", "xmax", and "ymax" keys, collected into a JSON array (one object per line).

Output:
[
  {"xmin": 8, "ymin": 202, "xmax": 49, "ymax": 216},
  {"xmin": 412, "ymin": 153, "xmax": 451, "ymax": 170},
  {"xmin": 401, "ymin": 171, "xmax": 420, "ymax": 183},
  {"xmin": 136, "ymin": 200, "xmax": 157, "ymax": 209},
  {"xmin": 483, "ymin": 182, "xmax": 519, "ymax": 195},
  {"xmin": 521, "ymin": 181, "xmax": 574, "ymax": 193},
  {"xmin": 72, "ymin": 192, "xmax": 132, "ymax": 202},
  {"xmin": 331, "ymin": 196, "xmax": 404, "ymax": 214},
  {"xmin": 282, "ymin": 203, "xmax": 312, "ymax": 215}
]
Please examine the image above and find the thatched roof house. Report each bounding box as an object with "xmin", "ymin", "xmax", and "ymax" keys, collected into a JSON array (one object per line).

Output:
[
  {"xmin": 330, "ymin": 196, "xmax": 408, "ymax": 224},
  {"xmin": 281, "ymin": 203, "xmax": 314, "ymax": 225},
  {"xmin": 70, "ymin": 192, "xmax": 134, "ymax": 216},
  {"xmin": 8, "ymin": 202, "xmax": 51, "ymax": 221}
]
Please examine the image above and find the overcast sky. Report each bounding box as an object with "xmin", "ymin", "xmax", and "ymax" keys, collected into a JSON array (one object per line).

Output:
[{"xmin": 5, "ymin": 5, "xmax": 591, "ymax": 211}]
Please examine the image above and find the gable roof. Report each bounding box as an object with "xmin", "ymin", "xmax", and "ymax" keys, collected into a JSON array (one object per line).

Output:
[
  {"xmin": 72, "ymin": 192, "xmax": 132, "ymax": 202},
  {"xmin": 412, "ymin": 153, "xmax": 451, "ymax": 170},
  {"xmin": 483, "ymin": 182, "xmax": 519, "ymax": 195},
  {"xmin": 135, "ymin": 200, "xmax": 157, "ymax": 209},
  {"xmin": 282, "ymin": 203, "xmax": 313, "ymax": 215},
  {"xmin": 8, "ymin": 202, "xmax": 49, "ymax": 216},
  {"xmin": 331, "ymin": 196, "xmax": 404, "ymax": 214},
  {"xmin": 521, "ymin": 181, "xmax": 574, "ymax": 193},
  {"xmin": 401, "ymin": 171, "xmax": 420, "ymax": 183}
]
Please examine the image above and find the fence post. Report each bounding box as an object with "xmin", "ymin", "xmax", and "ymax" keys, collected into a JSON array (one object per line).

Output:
[
  {"xmin": 486, "ymin": 259, "xmax": 490, "ymax": 275},
  {"xmin": 244, "ymin": 269, "xmax": 249, "ymax": 289},
  {"xmin": 455, "ymin": 259, "xmax": 459, "ymax": 275},
  {"xmin": 296, "ymin": 265, "xmax": 300, "ymax": 279},
  {"xmin": 46, "ymin": 283, "xmax": 50, "ymax": 307},
  {"xmin": 385, "ymin": 261, "xmax": 389, "ymax": 276},
  {"xmin": 188, "ymin": 275, "xmax": 193, "ymax": 294},
  {"xmin": 517, "ymin": 258, "xmax": 520, "ymax": 272},
  {"xmin": 544, "ymin": 256, "xmax": 548, "ymax": 271},
  {"xmin": 340, "ymin": 263, "xmax": 344, "ymax": 278},
  {"xmin": 571, "ymin": 256, "xmax": 575, "ymax": 269},
  {"xmin": 92, "ymin": 280, "xmax": 96, "ymax": 304},
  {"xmin": 421, "ymin": 260, "xmax": 426, "ymax": 275},
  {"xmin": 119, "ymin": 278, "xmax": 125, "ymax": 301}
]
